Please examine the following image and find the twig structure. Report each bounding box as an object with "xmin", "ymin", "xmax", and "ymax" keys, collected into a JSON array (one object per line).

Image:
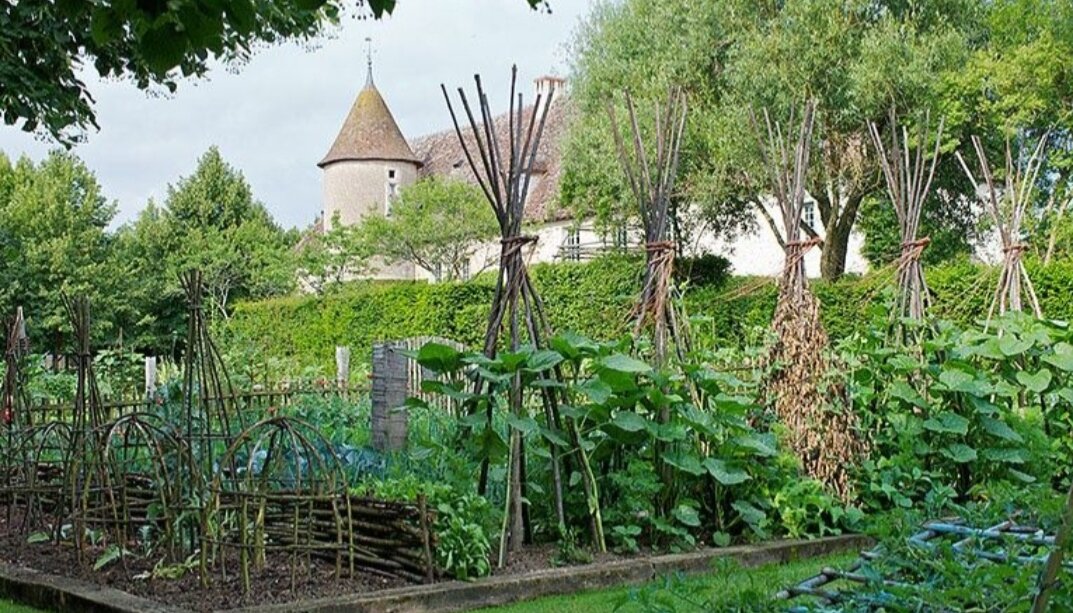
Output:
[
  {"xmin": 956, "ymin": 134, "xmax": 1048, "ymax": 324},
  {"xmin": 0, "ymin": 274, "xmax": 437, "ymax": 591},
  {"xmin": 606, "ymin": 88, "xmax": 690, "ymax": 366},
  {"xmin": 867, "ymin": 109, "xmax": 944, "ymax": 327},
  {"xmin": 752, "ymin": 103, "xmax": 866, "ymax": 501},
  {"xmin": 441, "ymin": 66, "xmax": 604, "ymax": 563}
]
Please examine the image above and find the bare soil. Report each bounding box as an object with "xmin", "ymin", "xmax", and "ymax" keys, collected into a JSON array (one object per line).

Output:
[{"xmin": 0, "ymin": 509, "xmax": 632, "ymax": 612}]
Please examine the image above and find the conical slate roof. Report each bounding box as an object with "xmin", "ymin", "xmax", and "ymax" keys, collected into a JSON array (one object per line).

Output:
[{"xmin": 319, "ymin": 74, "xmax": 420, "ymax": 167}]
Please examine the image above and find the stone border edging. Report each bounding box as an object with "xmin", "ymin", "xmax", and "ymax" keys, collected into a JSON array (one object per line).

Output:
[
  {"xmin": 0, "ymin": 534, "xmax": 869, "ymax": 613},
  {"xmin": 227, "ymin": 534, "xmax": 872, "ymax": 613},
  {"xmin": 0, "ymin": 560, "xmax": 185, "ymax": 613}
]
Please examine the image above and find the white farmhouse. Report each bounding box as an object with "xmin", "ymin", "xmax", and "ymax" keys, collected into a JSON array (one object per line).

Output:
[{"xmin": 317, "ymin": 69, "xmax": 869, "ymax": 281}]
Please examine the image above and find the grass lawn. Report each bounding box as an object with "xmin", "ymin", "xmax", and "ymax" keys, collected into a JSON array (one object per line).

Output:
[
  {"xmin": 474, "ymin": 551, "xmax": 859, "ymax": 613},
  {"xmin": 0, "ymin": 601, "xmax": 49, "ymax": 613}
]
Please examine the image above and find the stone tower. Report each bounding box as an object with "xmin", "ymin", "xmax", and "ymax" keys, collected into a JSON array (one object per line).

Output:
[{"xmin": 319, "ymin": 55, "xmax": 420, "ymax": 279}]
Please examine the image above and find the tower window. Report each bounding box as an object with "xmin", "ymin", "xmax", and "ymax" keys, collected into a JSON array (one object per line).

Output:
[
  {"xmin": 387, "ymin": 168, "xmax": 397, "ymax": 179},
  {"xmin": 385, "ymin": 180, "xmax": 398, "ymax": 216}
]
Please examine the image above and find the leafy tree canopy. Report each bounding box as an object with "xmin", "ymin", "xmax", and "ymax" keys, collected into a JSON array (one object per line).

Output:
[
  {"xmin": 1, "ymin": 0, "xmax": 549, "ymax": 143},
  {"xmin": 115, "ymin": 146, "xmax": 294, "ymax": 336},
  {"xmin": 358, "ymin": 177, "xmax": 497, "ymax": 282},
  {"xmin": 564, "ymin": 0, "xmax": 1073, "ymax": 279},
  {"xmin": 0, "ymin": 151, "xmax": 125, "ymax": 350}
]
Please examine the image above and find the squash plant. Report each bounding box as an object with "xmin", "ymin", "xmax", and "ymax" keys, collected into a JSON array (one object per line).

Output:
[
  {"xmin": 410, "ymin": 331, "xmax": 810, "ymax": 551},
  {"xmin": 845, "ymin": 313, "xmax": 1069, "ymax": 508}
]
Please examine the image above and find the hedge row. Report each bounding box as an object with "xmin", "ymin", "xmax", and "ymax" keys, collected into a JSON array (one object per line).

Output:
[{"xmin": 223, "ymin": 257, "xmax": 1073, "ymax": 373}]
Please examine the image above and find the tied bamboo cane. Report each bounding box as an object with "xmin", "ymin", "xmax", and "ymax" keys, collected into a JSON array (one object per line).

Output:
[
  {"xmin": 867, "ymin": 108, "xmax": 944, "ymax": 338},
  {"xmin": 441, "ymin": 66, "xmax": 605, "ymax": 561},
  {"xmin": 751, "ymin": 102, "xmax": 867, "ymax": 502},
  {"xmin": 956, "ymin": 133, "xmax": 1048, "ymax": 327}
]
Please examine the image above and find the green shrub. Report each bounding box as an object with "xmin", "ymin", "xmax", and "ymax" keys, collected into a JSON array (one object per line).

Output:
[{"xmin": 223, "ymin": 256, "xmax": 1073, "ymax": 374}]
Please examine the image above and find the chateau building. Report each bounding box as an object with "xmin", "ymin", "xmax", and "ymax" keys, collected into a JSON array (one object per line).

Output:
[{"xmin": 317, "ymin": 66, "xmax": 869, "ymax": 281}]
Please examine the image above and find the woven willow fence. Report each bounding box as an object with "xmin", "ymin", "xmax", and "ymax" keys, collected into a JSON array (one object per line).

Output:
[{"xmin": 0, "ymin": 271, "xmax": 436, "ymax": 593}]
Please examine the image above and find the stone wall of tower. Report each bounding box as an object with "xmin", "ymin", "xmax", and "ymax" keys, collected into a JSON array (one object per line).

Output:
[{"xmin": 322, "ymin": 159, "xmax": 419, "ymax": 280}]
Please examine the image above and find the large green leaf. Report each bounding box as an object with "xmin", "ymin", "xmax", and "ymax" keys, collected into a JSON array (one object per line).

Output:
[
  {"xmin": 982, "ymin": 447, "xmax": 1028, "ymax": 464},
  {"xmin": 673, "ymin": 504, "xmax": 701, "ymax": 527},
  {"xmin": 941, "ymin": 443, "xmax": 977, "ymax": 463},
  {"xmin": 998, "ymin": 335, "xmax": 1033, "ymax": 357},
  {"xmin": 664, "ymin": 451, "xmax": 705, "ymax": 476},
  {"xmin": 505, "ymin": 413, "xmax": 539, "ymax": 435},
  {"xmin": 413, "ymin": 342, "xmax": 462, "ymax": 372},
  {"xmin": 611, "ymin": 411, "xmax": 648, "ymax": 432},
  {"xmin": 524, "ymin": 349, "xmax": 563, "ymax": 372},
  {"xmin": 599, "ymin": 353, "xmax": 652, "ymax": 374},
  {"xmin": 733, "ymin": 433, "xmax": 777, "ymax": 457},
  {"xmin": 922, "ymin": 412, "xmax": 969, "ymax": 435},
  {"xmin": 1043, "ymin": 342, "xmax": 1073, "ymax": 371},
  {"xmin": 980, "ymin": 417, "xmax": 1023, "ymax": 442},
  {"xmin": 550, "ymin": 331, "xmax": 598, "ymax": 359},
  {"xmin": 576, "ymin": 378, "xmax": 612, "ymax": 404},
  {"xmin": 937, "ymin": 368, "xmax": 985, "ymax": 395},
  {"xmin": 731, "ymin": 500, "xmax": 766, "ymax": 526},
  {"xmin": 889, "ymin": 381, "xmax": 927, "ymax": 409},
  {"xmin": 1016, "ymin": 369, "xmax": 1052, "ymax": 394},
  {"xmin": 704, "ymin": 458, "xmax": 751, "ymax": 485}
]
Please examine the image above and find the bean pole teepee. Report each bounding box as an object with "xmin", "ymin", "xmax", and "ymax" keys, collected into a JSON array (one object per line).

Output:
[
  {"xmin": 606, "ymin": 88, "xmax": 690, "ymax": 367},
  {"xmin": 752, "ymin": 102, "xmax": 867, "ymax": 501},
  {"xmin": 956, "ymin": 133, "xmax": 1049, "ymax": 325},
  {"xmin": 441, "ymin": 67, "xmax": 605, "ymax": 564},
  {"xmin": 867, "ymin": 109, "xmax": 944, "ymax": 329}
]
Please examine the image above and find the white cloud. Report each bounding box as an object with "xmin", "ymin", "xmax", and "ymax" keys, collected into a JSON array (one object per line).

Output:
[{"xmin": 0, "ymin": 0, "xmax": 594, "ymax": 229}]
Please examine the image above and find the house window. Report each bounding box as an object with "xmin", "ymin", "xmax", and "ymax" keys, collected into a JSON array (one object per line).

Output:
[
  {"xmin": 564, "ymin": 228, "xmax": 581, "ymax": 262},
  {"xmin": 803, "ymin": 200, "xmax": 817, "ymax": 229},
  {"xmin": 613, "ymin": 225, "xmax": 629, "ymax": 250}
]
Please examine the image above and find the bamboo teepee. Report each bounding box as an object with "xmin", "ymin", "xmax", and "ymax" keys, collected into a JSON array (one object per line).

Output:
[
  {"xmin": 441, "ymin": 67, "xmax": 604, "ymax": 563},
  {"xmin": 606, "ymin": 88, "xmax": 690, "ymax": 367},
  {"xmin": 956, "ymin": 134, "xmax": 1048, "ymax": 324},
  {"xmin": 753, "ymin": 103, "xmax": 866, "ymax": 501},
  {"xmin": 867, "ymin": 109, "xmax": 944, "ymax": 328}
]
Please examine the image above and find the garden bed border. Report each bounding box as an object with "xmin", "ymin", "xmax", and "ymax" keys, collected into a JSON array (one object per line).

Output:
[{"xmin": 0, "ymin": 534, "xmax": 869, "ymax": 612}]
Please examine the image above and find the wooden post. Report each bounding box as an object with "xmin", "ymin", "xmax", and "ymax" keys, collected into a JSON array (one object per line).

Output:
[
  {"xmin": 144, "ymin": 356, "xmax": 157, "ymax": 400},
  {"xmin": 371, "ymin": 342, "xmax": 408, "ymax": 452},
  {"xmin": 335, "ymin": 346, "xmax": 351, "ymax": 396},
  {"xmin": 418, "ymin": 494, "xmax": 435, "ymax": 583}
]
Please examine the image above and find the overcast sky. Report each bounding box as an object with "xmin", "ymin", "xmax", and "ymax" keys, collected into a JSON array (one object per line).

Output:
[{"xmin": 0, "ymin": 0, "xmax": 596, "ymax": 230}]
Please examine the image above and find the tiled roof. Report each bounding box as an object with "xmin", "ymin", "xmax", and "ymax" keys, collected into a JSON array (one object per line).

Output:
[
  {"xmin": 319, "ymin": 79, "xmax": 421, "ymax": 167},
  {"xmin": 410, "ymin": 97, "xmax": 572, "ymax": 222}
]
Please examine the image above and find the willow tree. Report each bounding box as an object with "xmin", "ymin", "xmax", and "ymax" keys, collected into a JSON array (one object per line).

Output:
[{"xmin": 753, "ymin": 102, "xmax": 867, "ymax": 501}]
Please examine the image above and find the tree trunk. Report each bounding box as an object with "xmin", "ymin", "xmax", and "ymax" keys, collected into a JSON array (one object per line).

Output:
[
  {"xmin": 820, "ymin": 226, "xmax": 849, "ymax": 281},
  {"xmin": 818, "ymin": 193, "xmax": 862, "ymax": 281}
]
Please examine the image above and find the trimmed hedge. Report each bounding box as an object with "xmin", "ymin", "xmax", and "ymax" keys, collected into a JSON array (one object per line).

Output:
[{"xmin": 224, "ymin": 257, "xmax": 1073, "ymax": 373}]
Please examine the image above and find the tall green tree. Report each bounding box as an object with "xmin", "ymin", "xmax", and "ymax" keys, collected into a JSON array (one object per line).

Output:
[
  {"xmin": 0, "ymin": 151, "xmax": 124, "ymax": 351},
  {"xmin": 295, "ymin": 212, "xmax": 371, "ymax": 295},
  {"xmin": 118, "ymin": 146, "xmax": 294, "ymax": 329},
  {"xmin": 1, "ymin": 0, "xmax": 550, "ymax": 142},
  {"xmin": 359, "ymin": 177, "xmax": 497, "ymax": 282},
  {"xmin": 566, "ymin": 0, "xmax": 979, "ymax": 280}
]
